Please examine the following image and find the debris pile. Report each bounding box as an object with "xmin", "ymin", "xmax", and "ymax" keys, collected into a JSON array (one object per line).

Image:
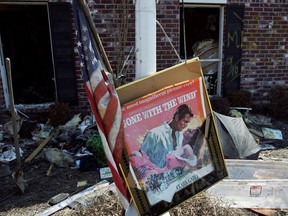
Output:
[
  {"xmin": 228, "ymin": 108, "xmax": 287, "ymax": 151},
  {"xmin": 0, "ymin": 106, "xmax": 287, "ymax": 215},
  {"xmin": 0, "ymin": 112, "xmax": 112, "ymax": 179}
]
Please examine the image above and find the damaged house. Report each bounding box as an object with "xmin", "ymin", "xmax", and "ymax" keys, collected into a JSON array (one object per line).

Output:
[
  {"xmin": 0, "ymin": 0, "xmax": 287, "ymax": 113},
  {"xmin": 0, "ymin": 1, "xmax": 287, "ymax": 214}
]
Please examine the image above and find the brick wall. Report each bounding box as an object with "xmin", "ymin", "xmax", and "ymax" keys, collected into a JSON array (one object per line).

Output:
[
  {"xmin": 1, "ymin": 0, "xmax": 287, "ymax": 109},
  {"xmin": 230, "ymin": 0, "xmax": 288, "ymax": 102},
  {"xmin": 87, "ymin": 0, "xmax": 136, "ymax": 84},
  {"xmin": 88, "ymin": 0, "xmax": 180, "ymax": 85},
  {"xmin": 73, "ymin": 0, "xmax": 181, "ymax": 110},
  {"xmin": 92, "ymin": 0, "xmax": 288, "ymax": 103},
  {"xmin": 156, "ymin": 0, "xmax": 180, "ymax": 71}
]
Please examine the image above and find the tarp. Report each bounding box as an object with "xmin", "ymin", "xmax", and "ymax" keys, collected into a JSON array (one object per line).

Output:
[{"xmin": 214, "ymin": 112, "xmax": 261, "ymax": 159}]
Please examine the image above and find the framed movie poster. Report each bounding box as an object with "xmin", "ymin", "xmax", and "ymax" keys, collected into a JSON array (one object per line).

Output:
[{"xmin": 117, "ymin": 58, "xmax": 227, "ymax": 216}]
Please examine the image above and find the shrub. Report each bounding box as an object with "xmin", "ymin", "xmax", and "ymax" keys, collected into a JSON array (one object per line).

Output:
[
  {"xmin": 268, "ymin": 85, "xmax": 288, "ymax": 120},
  {"xmin": 210, "ymin": 96, "xmax": 230, "ymax": 115},
  {"xmin": 49, "ymin": 103, "xmax": 70, "ymax": 127},
  {"xmin": 226, "ymin": 90, "xmax": 252, "ymax": 107}
]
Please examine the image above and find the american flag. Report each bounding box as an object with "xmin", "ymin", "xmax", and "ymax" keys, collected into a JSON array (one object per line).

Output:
[{"xmin": 73, "ymin": 0, "xmax": 130, "ymax": 209}]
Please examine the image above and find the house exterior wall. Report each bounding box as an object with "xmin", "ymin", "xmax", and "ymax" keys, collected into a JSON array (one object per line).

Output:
[
  {"xmin": 87, "ymin": 0, "xmax": 180, "ymax": 83},
  {"xmin": 74, "ymin": 0, "xmax": 180, "ymax": 109},
  {"xmin": 0, "ymin": 0, "xmax": 287, "ymax": 110},
  {"xmin": 92, "ymin": 0, "xmax": 287, "ymax": 103},
  {"xmin": 234, "ymin": 0, "xmax": 288, "ymax": 102}
]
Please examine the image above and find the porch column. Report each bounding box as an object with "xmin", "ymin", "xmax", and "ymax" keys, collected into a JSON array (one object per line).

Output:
[{"xmin": 135, "ymin": 0, "xmax": 157, "ymax": 79}]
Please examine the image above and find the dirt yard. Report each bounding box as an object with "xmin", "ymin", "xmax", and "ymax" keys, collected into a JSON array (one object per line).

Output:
[
  {"xmin": 0, "ymin": 111, "xmax": 103, "ymax": 216},
  {"xmin": 0, "ymin": 153, "xmax": 101, "ymax": 216},
  {"xmin": 1, "ymin": 149, "xmax": 288, "ymax": 216}
]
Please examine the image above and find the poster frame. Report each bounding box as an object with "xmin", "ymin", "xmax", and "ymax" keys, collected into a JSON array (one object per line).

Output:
[{"xmin": 117, "ymin": 58, "xmax": 228, "ymax": 216}]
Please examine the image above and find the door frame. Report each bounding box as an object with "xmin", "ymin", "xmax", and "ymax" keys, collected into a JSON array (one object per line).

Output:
[
  {"xmin": 180, "ymin": 3, "xmax": 225, "ymax": 96},
  {"xmin": 0, "ymin": 0, "xmax": 58, "ymax": 105}
]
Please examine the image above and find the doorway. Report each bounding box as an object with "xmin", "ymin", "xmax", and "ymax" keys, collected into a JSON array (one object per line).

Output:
[
  {"xmin": 0, "ymin": 4, "xmax": 55, "ymax": 104},
  {"xmin": 180, "ymin": 5, "xmax": 224, "ymax": 96}
]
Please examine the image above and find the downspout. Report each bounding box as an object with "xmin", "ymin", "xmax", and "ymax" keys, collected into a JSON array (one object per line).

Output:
[{"xmin": 135, "ymin": 0, "xmax": 157, "ymax": 80}]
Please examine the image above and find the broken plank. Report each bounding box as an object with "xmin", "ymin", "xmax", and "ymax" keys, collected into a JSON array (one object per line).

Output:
[
  {"xmin": 25, "ymin": 129, "xmax": 59, "ymax": 163},
  {"xmin": 249, "ymin": 208, "xmax": 278, "ymax": 216}
]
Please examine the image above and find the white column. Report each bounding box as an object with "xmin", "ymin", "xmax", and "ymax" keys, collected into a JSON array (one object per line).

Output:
[{"xmin": 135, "ymin": 0, "xmax": 157, "ymax": 80}]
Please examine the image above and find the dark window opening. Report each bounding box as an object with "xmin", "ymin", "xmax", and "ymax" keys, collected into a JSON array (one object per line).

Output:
[
  {"xmin": 180, "ymin": 7, "xmax": 219, "ymax": 59},
  {"xmin": 0, "ymin": 4, "xmax": 55, "ymax": 104},
  {"xmin": 180, "ymin": 7, "xmax": 220, "ymax": 95}
]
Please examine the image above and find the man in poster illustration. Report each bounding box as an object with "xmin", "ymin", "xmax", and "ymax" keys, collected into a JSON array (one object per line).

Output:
[
  {"xmin": 129, "ymin": 103, "xmax": 212, "ymax": 181},
  {"xmin": 129, "ymin": 102, "xmax": 213, "ymax": 179},
  {"xmin": 139, "ymin": 104, "xmax": 197, "ymax": 169}
]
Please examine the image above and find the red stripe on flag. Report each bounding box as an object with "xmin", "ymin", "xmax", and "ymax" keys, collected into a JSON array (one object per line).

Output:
[
  {"xmin": 101, "ymin": 70, "xmax": 120, "ymax": 141},
  {"xmin": 103, "ymin": 93, "xmax": 118, "ymax": 134},
  {"xmin": 94, "ymin": 79, "xmax": 108, "ymax": 102},
  {"xmin": 107, "ymin": 160, "xmax": 129, "ymax": 199},
  {"xmin": 84, "ymin": 83, "xmax": 130, "ymax": 203},
  {"xmin": 84, "ymin": 85, "xmax": 99, "ymax": 128},
  {"xmin": 85, "ymin": 82, "xmax": 122, "ymax": 164},
  {"xmin": 113, "ymin": 121, "xmax": 125, "ymax": 164},
  {"xmin": 91, "ymin": 79, "xmax": 121, "ymax": 155}
]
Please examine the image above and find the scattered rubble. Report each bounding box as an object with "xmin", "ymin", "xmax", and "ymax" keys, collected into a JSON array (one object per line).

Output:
[
  {"xmin": 0, "ymin": 111, "xmax": 113, "ymax": 215},
  {"xmin": 0, "ymin": 108, "xmax": 287, "ymax": 215}
]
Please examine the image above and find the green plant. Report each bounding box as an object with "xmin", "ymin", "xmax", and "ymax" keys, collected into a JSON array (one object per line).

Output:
[{"xmin": 86, "ymin": 135, "xmax": 107, "ymax": 167}]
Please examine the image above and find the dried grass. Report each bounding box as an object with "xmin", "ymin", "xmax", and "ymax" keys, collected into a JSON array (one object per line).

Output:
[
  {"xmin": 68, "ymin": 190, "xmax": 256, "ymax": 216},
  {"xmin": 169, "ymin": 192, "xmax": 256, "ymax": 216},
  {"xmin": 70, "ymin": 190, "xmax": 123, "ymax": 216}
]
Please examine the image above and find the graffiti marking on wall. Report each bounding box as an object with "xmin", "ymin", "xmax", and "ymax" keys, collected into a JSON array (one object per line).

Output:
[{"xmin": 226, "ymin": 56, "xmax": 241, "ymax": 81}]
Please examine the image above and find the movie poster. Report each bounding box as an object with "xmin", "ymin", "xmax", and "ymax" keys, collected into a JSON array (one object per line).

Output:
[{"xmin": 122, "ymin": 77, "xmax": 214, "ymax": 206}]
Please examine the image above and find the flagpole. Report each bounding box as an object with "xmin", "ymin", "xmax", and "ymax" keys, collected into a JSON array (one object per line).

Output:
[
  {"xmin": 79, "ymin": 0, "xmax": 113, "ymax": 74},
  {"xmin": 75, "ymin": 0, "xmax": 131, "ymax": 210}
]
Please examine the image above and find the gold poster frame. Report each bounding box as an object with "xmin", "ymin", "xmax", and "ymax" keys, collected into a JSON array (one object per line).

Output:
[{"xmin": 117, "ymin": 58, "xmax": 227, "ymax": 216}]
